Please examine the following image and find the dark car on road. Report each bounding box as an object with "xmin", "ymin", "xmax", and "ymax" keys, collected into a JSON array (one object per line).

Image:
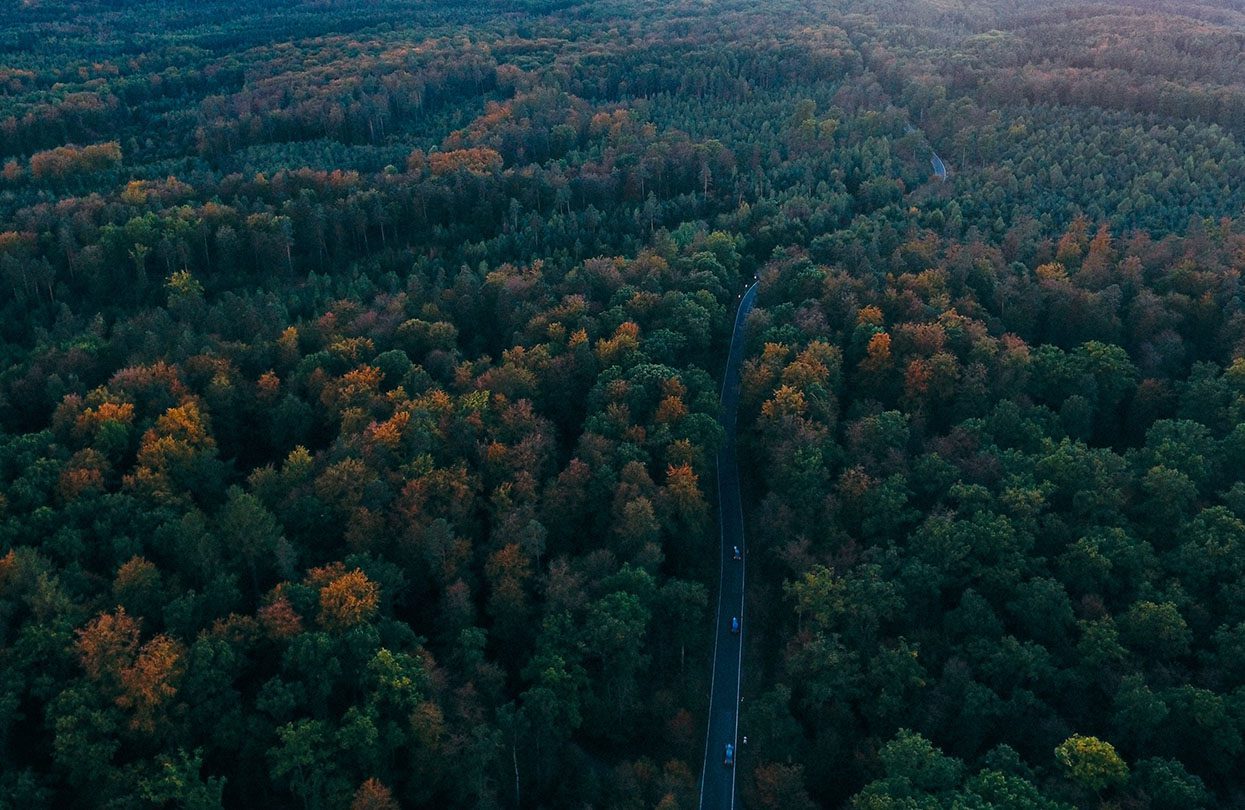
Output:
[
  {"xmin": 730, "ymin": 616, "xmax": 740, "ymax": 634},
  {"xmin": 724, "ymin": 743, "xmax": 735, "ymax": 767}
]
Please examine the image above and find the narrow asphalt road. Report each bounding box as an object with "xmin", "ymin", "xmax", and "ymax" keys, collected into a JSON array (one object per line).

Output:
[
  {"xmin": 698, "ymin": 280, "xmax": 759, "ymax": 810},
  {"xmin": 904, "ymin": 123, "xmax": 948, "ymax": 179}
]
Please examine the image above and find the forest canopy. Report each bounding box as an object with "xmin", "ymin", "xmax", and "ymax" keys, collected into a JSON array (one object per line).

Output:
[{"xmin": 2, "ymin": 0, "xmax": 1245, "ymax": 808}]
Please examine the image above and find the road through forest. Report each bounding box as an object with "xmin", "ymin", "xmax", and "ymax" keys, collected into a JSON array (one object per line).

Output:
[{"xmin": 698, "ymin": 280, "xmax": 759, "ymax": 810}]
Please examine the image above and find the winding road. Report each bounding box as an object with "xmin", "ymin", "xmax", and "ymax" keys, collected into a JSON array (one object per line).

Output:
[
  {"xmin": 698, "ymin": 280, "xmax": 759, "ymax": 810},
  {"xmin": 905, "ymin": 123, "xmax": 948, "ymax": 180}
]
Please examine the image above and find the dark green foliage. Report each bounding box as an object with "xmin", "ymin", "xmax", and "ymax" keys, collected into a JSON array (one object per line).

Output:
[{"xmin": 2, "ymin": 0, "xmax": 1245, "ymax": 807}]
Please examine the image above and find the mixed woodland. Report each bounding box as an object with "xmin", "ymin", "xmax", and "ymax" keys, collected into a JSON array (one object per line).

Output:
[{"xmin": 2, "ymin": 0, "xmax": 1245, "ymax": 807}]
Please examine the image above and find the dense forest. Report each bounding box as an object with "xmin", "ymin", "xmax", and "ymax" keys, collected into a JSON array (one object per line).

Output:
[{"xmin": 1, "ymin": 0, "xmax": 1244, "ymax": 807}]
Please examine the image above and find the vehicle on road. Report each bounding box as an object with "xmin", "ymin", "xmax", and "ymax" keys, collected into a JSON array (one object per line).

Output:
[
  {"xmin": 730, "ymin": 616, "xmax": 740, "ymax": 634},
  {"xmin": 724, "ymin": 743, "xmax": 735, "ymax": 767},
  {"xmin": 732, "ymin": 545, "xmax": 741, "ymax": 560}
]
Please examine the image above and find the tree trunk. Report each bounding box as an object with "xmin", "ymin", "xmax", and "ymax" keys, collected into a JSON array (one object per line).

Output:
[{"xmin": 512, "ymin": 734, "xmax": 521, "ymax": 809}]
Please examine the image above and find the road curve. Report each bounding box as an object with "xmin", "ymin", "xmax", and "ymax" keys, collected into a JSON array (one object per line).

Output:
[
  {"xmin": 904, "ymin": 123, "xmax": 948, "ymax": 180},
  {"xmin": 698, "ymin": 280, "xmax": 759, "ymax": 810}
]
